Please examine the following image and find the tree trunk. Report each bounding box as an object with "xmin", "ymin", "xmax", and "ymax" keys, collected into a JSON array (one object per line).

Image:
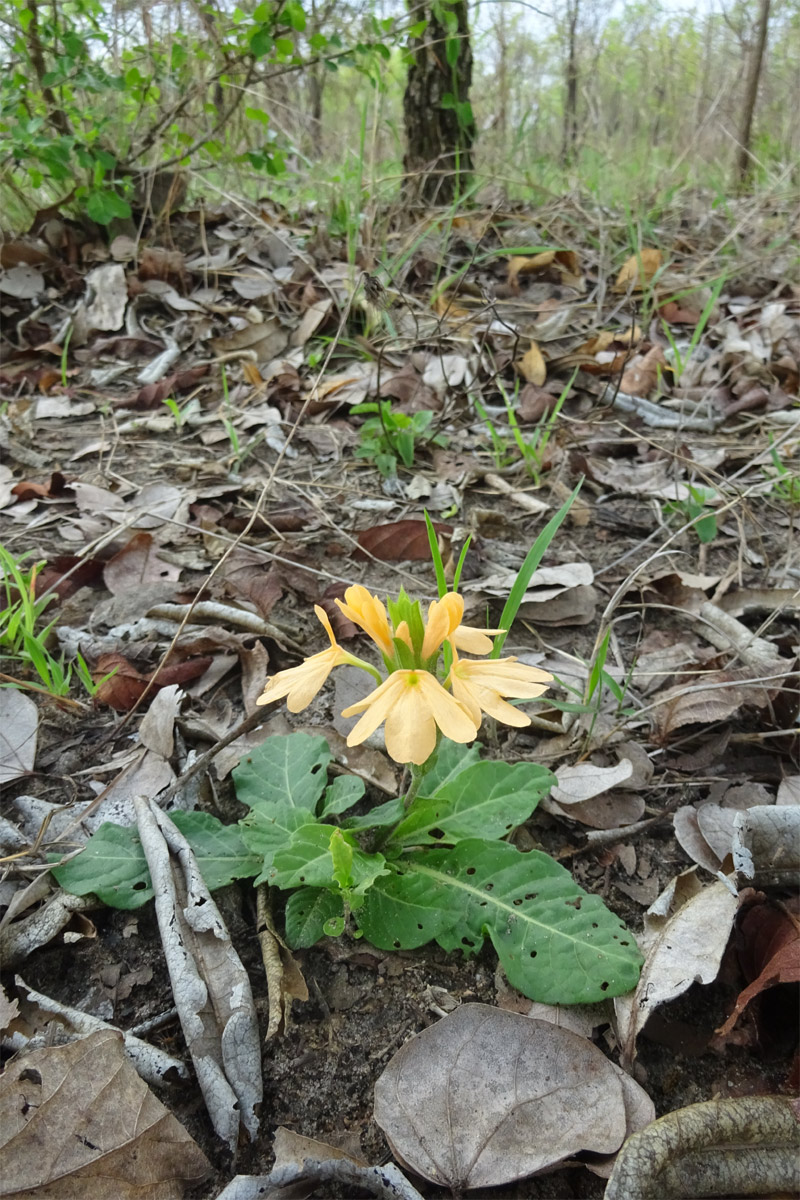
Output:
[
  {"xmin": 403, "ymin": 1, "xmax": 475, "ymax": 205},
  {"xmin": 735, "ymin": 0, "xmax": 771, "ymax": 186},
  {"xmin": 560, "ymin": 0, "xmax": 579, "ymax": 167}
]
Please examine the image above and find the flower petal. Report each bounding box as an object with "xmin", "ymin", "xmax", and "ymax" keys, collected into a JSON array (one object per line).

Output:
[
  {"xmin": 384, "ymin": 686, "xmax": 437, "ymax": 764},
  {"xmin": 314, "ymin": 604, "xmax": 339, "ymax": 648},
  {"xmin": 421, "ymin": 592, "xmax": 464, "ymax": 659},
  {"xmin": 451, "ymin": 624, "xmax": 504, "ymax": 655},
  {"xmin": 335, "ymin": 585, "xmax": 394, "ymax": 655},
  {"xmin": 257, "ymin": 649, "xmax": 339, "ymax": 713},
  {"xmin": 415, "ymin": 672, "xmax": 478, "ymax": 743}
]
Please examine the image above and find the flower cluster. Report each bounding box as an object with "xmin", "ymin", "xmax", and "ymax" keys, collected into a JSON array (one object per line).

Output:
[{"xmin": 257, "ymin": 585, "xmax": 552, "ymax": 765}]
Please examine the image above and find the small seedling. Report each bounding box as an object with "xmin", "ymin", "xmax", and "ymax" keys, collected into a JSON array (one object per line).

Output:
[
  {"xmin": 664, "ymin": 485, "xmax": 719, "ymax": 544},
  {"xmin": 0, "ymin": 544, "xmax": 113, "ymax": 699},
  {"xmin": 763, "ymin": 437, "xmax": 800, "ymax": 504},
  {"xmin": 351, "ymin": 399, "xmax": 448, "ymax": 477}
]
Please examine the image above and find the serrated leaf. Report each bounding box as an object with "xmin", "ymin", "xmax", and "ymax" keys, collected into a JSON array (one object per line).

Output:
[
  {"xmin": 390, "ymin": 761, "xmax": 553, "ymax": 848},
  {"xmin": 319, "ymin": 773, "xmax": 365, "ymax": 818},
  {"xmin": 239, "ymin": 803, "xmax": 316, "ymax": 885},
  {"xmin": 361, "ymin": 841, "xmax": 642, "ymax": 1003},
  {"xmin": 284, "ymin": 888, "xmax": 343, "ymax": 947},
  {"xmin": 51, "ymin": 812, "xmax": 260, "ymax": 909},
  {"xmin": 269, "ymin": 824, "xmax": 388, "ymax": 892},
  {"xmin": 233, "ymin": 733, "xmax": 331, "ymax": 813}
]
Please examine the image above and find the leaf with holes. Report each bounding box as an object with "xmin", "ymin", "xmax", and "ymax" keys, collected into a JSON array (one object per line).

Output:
[
  {"xmin": 52, "ymin": 812, "xmax": 260, "ymax": 909},
  {"xmin": 284, "ymin": 888, "xmax": 345, "ymax": 947},
  {"xmin": 233, "ymin": 732, "xmax": 331, "ymax": 813},
  {"xmin": 268, "ymin": 823, "xmax": 389, "ymax": 893},
  {"xmin": 388, "ymin": 761, "xmax": 555, "ymax": 848},
  {"xmin": 239, "ymin": 803, "xmax": 319, "ymax": 884},
  {"xmin": 358, "ymin": 840, "xmax": 642, "ymax": 1003}
]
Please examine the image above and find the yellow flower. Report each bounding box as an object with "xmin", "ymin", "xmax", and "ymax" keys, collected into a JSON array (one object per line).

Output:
[
  {"xmin": 256, "ymin": 605, "xmax": 349, "ymax": 712},
  {"xmin": 420, "ymin": 592, "xmax": 504, "ymax": 659},
  {"xmin": 342, "ymin": 669, "xmax": 478, "ymax": 765},
  {"xmin": 335, "ymin": 585, "xmax": 394, "ymax": 656},
  {"xmin": 447, "ymin": 649, "xmax": 552, "ymax": 728}
]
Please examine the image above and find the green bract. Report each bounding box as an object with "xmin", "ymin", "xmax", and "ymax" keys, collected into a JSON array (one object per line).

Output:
[{"xmin": 53, "ymin": 732, "xmax": 643, "ymax": 1004}]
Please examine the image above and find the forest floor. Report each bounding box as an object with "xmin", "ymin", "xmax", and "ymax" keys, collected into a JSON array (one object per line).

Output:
[{"xmin": 0, "ymin": 191, "xmax": 798, "ymax": 1199}]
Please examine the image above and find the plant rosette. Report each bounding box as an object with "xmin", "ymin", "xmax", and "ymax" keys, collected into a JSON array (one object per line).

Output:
[{"xmin": 54, "ymin": 587, "xmax": 643, "ymax": 1005}]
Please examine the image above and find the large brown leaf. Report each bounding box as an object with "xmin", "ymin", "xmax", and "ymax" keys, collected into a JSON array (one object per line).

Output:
[
  {"xmin": 374, "ymin": 1003, "xmax": 651, "ymax": 1190},
  {"xmin": 0, "ymin": 1029, "xmax": 209, "ymax": 1199}
]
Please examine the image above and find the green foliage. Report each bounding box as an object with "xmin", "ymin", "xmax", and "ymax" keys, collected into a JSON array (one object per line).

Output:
[
  {"xmin": 0, "ymin": 0, "xmax": 406, "ymax": 223},
  {"xmin": 0, "ymin": 543, "xmax": 109, "ymax": 699},
  {"xmin": 56, "ymin": 732, "xmax": 642, "ymax": 1003},
  {"xmin": 763, "ymin": 437, "xmax": 800, "ymax": 505},
  {"xmin": 664, "ymin": 485, "xmax": 719, "ymax": 544},
  {"xmin": 51, "ymin": 812, "xmax": 261, "ymax": 908},
  {"xmin": 351, "ymin": 399, "xmax": 448, "ymax": 477}
]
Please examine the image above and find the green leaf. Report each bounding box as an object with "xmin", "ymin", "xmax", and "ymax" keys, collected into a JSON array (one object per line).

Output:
[
  {"xmin": 320, "ymin": 773, "xmax": 365, "ymax": 818},
  {"xmin": 417, "ymin": 739, "xmax": 482, "ymax": 794},
  {"xmin": 269, "ymin": 824, "xmax": 388, "ymax": 892},
  {"xmin": 85, "ymin": 189, "xmax": 131, "ymax": 224},
  {"xmin": 233, "ymin": 732, "xmax": 331, "ymax": 813},
  {"xmin": 357, "ymin": 866, "xmax": 459, "ymax": 948},
  {"xmin": 249, "ymin": 26, "xmax": 274, "ymax": 57},
  {"xmin": 342, "ymin": 795, "xmax": 405, "ymax": 832},
  {"xmin": 329, "ymin": 828, "xmax": 354, "ymax": 889},
  {"xmin": 239, "ymin": 802, "xmax": 316, "ymax": 885},
  {"xmin": 51, "ymin": 812, "xmax": 260, "ymax": 910},
  {"xmin": 171, "ymin": 810, "xmax": 261, "ymax": 890},
  {"xmin": 445, "ymin": 36, "xmax": 459, "ymax": 67},
  {"xmin": 285, "ymin": 887, "xmax": 343, "ymax": 947},
  {"xmin": 275, "ymin": 36, "xmax": 294, "ymax": 55},
  {"xmin": 51, "ymin": 823, "xmax": 152, "ymax": 910},
  {"xmin": 424, "ymin": 841, "xmax": 642, "ymax": 1003},
  {"xmin": 389, "ymin": 761, "xmax": 554, "ymax": 848},
  {"xmin": 285, "ymin": 0, "xmax": 307, "ymax": 31}
]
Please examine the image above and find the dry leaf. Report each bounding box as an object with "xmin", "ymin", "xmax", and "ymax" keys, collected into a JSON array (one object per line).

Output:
[
  {"xmin": 374, "ymin": 1003, "xmax": 651, "ymax": 1190},
  {"xmin": 0, "ymin": 1029, "xmax": 209, "ymax": 1198},
  {"xmin": 516, "ymin": 340, "xmax": 546, "ymax": 385},
  {"xmin": 614, "ymin": 879, "xmax": 738, "ymax": 1067},
  {"xmin": 605, "ymin": 1096, "xmax": 800, "ymax": 1200},
  {"xmin": 613, "ymin": 249, "xmax": 663, "ymax": 292},
  {"xmin": 550, "ymin": 759, "xmax": 634, "ymax": 804},
  {"xmin": 134, "ymin": 798, "xmax": 262, "ymax": 1150},
  {"xmin": 732, "ymin": 804, "xmax": 800, "ymax": 889},
  {"xmin": 0, "ymin": 692, "xmax": 38, "ymax": 785},
  {"xmin": 718, "ymin": 899, "xmax": 800, "ymax": 1036},
  {"xmin": 356, "ymin": 520, "xmax": 452, "ymax": 562}
]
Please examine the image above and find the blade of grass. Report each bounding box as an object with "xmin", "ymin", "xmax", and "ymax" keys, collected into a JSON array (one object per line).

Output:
[{"xmin": 491, "ymin": 481, "xmax": 582, "ymax": 659}]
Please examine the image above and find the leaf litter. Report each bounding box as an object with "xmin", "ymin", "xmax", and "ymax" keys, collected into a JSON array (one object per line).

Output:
[{"xmin": 0, "ymin": 190, "xmax": 798, "ymax": 1198}]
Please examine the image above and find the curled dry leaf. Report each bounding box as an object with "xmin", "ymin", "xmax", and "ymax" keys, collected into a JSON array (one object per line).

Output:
[
  {"xmin": 614, "ymin": 879, "xmax": 738, "ymax": 1068},
  {"xmin": 604, "ymin": 1096, "xmax": 800, "ymax": 1200},
  {"xmin": 374, "ymin": 1003, "xmax": 652, "ymax": 1190},
  {"xmin": 717, "ymin": 897, "xmax": 800, "ymax": 1037},
  {"xmin": 0, "ymin": 1029, "xmax": 209, "ymax": 1199},
  {"xmin": 550, "ymin": 759, "xmax": 634, "ymax": 805},
  {"xmin": 613, "ymin": 248, "xmax": 663, "ymax": 292},
  {"xmin": 516, "ymin": 340, "xmax": 547, "ymax": 386},
  {"xmin": 134, "ymin": 797, "xmax": 262, "ymax": 1151}
]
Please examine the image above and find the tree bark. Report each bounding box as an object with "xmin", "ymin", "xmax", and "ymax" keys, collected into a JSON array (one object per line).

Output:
[
  {"xmin": 403, "ymin": 1, "xmax": 475, "ymax": 205},
  {"xmin": 560, "ymin": 0, "xmax": 579, "ymax": 167},
  {"xmin": 735, "ymin": 0, "xmax": 771, "ymax": 186}
]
